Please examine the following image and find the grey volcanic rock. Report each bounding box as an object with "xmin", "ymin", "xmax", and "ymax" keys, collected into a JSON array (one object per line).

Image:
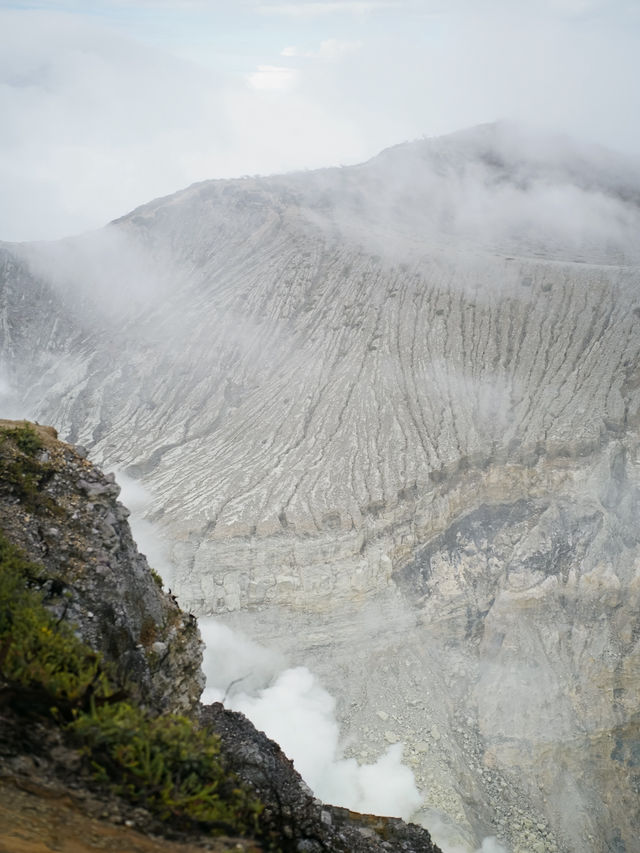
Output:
[
  {"xmin": 0, "ymin": 420, "xmax": 205, "ymax": 715},
  {"xmin": 1, "ymin": 123, "xmax": 640, "ymax": 852},
  {"xmin": 202, "ymin": 702, "xmax": 440, "ymax": 853}
]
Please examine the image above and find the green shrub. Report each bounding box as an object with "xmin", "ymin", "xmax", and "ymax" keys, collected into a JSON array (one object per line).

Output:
[
  {"xmin": 0, "ymin": 533, "xmax": 113, "ymax": 714},
  {"xmin": 0, "ymin": 425, "xmax": 56, "ymax": 513},
  {"xmin": 0, "ymin": 423, "xmax": 43, "ymax": 456},
  {"xmin": 70, "ymin": 702, "xmax": 262, "ymax": 833},
  {"xmin": 0, "ymin": 531, "xmax": 264, "ymax": 839}
]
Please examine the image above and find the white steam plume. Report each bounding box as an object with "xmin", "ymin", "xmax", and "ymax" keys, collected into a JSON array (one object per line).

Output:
[
  {"xmin": 200, "ymin": 617, "xmax": 422, "ymax": 821},
  {"xmin": 416, "ymin": 809, "xmax": 510, "ymax": 853}
]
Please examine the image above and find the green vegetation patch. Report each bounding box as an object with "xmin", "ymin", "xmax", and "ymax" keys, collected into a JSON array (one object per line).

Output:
[
  {"xmin": 0, "ymin": 423, "xmax": 57, "ymax": 513},
  {"xmin": 0, "ymin": 423, "xmax": 44, "ymax": 456},
  {"xmin": 0, "ymin": 532, "xmax": 112, "ymax": 715},
  {"xmin": 71, "ymin": 702, "xmax": 262, "ymax": 834},
  {"xmin": 150, "ymin": 567, "xmax": 164, "ymax": 589},
  {"xmin": 0, "ymin": 531, "xmax": 263, "ymax": 839}
]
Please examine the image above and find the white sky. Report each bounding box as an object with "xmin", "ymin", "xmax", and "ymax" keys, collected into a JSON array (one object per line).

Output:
[{"xmin": 1, "ymin": 0, "xmax": 639, "ymax": 241}]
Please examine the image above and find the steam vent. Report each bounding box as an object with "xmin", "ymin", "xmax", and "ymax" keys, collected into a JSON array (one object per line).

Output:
[{"xmin": 2, "ymin": 123, "xmax": 640, "ymax": 852}]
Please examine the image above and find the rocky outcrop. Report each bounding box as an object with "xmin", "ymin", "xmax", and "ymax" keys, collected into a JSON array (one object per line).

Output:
[
  {"xmin": 0, "ymin": 419, "xmax": 204, "ymax": 714},
  {"xmin": 203, "ymin": 702, "xmax": 440, "ymax": 853}
]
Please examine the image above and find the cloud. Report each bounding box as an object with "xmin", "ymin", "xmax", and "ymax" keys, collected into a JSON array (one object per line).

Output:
[
  {"xmin": 281, "ymin": 38, "xmax": 363, "ymax": 59},
  {"xmin": 543, "ymin": 0, "xmax": 610, "ymax": 16},
  {"xmin": 300, "ymin": 120, "xmax": 640, "ymax": 267},
  {"xmin": 259, "ymin": 1, "xmax": 401, "ymax": 16},
  {"xmin": 0, "ymin": 10, "xmax": 228, "ymax": 239},
  {"xmin": 246, "ymin": 64, "xmax": 297, "ymax": 90},
  {"xmin": 0, "ymin": 9, "xmax": 369, "ymax": 240},
  {"xmin": 1, "ymin": 3, "xmax": 639, "ymax": 241}
]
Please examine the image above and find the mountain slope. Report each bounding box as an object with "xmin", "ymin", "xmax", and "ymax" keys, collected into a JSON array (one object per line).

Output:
[{"xmin": 1, "ymin": 122, "xmax": 640, "ymax": 852}]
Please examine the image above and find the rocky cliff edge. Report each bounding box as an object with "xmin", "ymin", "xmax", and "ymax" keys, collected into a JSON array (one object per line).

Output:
[{"xmin": 0, "ymin": 419, "xmax": 441, "ymax": 853}]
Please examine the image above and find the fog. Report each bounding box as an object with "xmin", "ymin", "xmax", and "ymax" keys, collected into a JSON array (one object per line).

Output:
[
  {"xmin": 0, "ymin": 366, "xmax": 31, "ymax": 422},
  {"xmin": 1, "ymin": 2, "xmax": 639, "ymax": 241},
  {"xmin": 300, "ymin": 121, "xmax": 640, "ymax": 267},
  {"xmin": 14, "ymin": 120, "xmax": 640, "ymax": 327},
  {"xmin": 15, "ymin": 232, "xmax": 163, "ymax": 317}
]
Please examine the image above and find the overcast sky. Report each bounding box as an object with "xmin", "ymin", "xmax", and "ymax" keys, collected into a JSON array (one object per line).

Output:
[{"xmin": 1, "ymin": 0, "xmax": 639, "ymax": 241}]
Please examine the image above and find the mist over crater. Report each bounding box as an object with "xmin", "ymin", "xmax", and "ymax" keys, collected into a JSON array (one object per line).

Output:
[{"xmin": 2, "ymin": 122, "xmax": 639, "ymax": 853}]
